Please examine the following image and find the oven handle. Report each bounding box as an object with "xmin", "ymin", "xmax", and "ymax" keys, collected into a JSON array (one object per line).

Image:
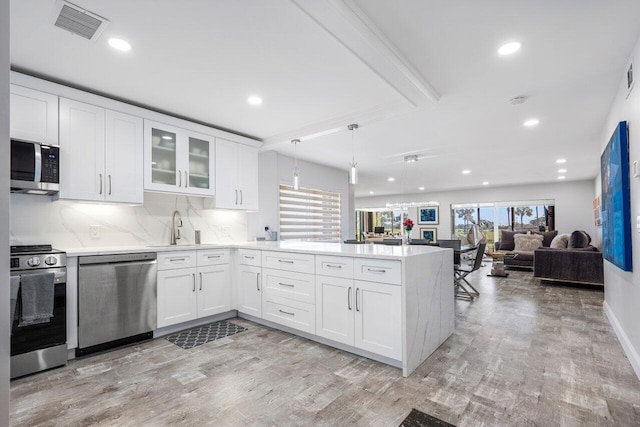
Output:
[{"xmin": 11, "ymin": 270, "xmax": 67, "ymax": 283}]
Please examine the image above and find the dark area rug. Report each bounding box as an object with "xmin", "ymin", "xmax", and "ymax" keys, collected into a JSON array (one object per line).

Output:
[
  {"xmin": 400, "ymin": 409, "xmax": 456, "ymax": 427},
  {"xmin": 165, "ymin": 320, "xmax": 247, "ymax": 349}
]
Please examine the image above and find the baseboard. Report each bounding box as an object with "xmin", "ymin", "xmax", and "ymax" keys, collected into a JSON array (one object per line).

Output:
[{"xmin": 603, "ymin": 301, "xmax": 640, "ymax": 380}]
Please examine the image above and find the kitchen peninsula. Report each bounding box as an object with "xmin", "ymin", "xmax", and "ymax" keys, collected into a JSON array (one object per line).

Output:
[{"xmin": 64, "ymin": 241, "xmax": 454, "ymax": 377}]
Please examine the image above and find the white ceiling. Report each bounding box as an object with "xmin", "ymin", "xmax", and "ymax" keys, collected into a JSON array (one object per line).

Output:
[{"xmin": 11, "ymin": 0, "xmax": 640, "ymax": 197}]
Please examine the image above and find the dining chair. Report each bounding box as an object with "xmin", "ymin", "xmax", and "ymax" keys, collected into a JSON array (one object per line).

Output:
[{"xmin": 454, "ymin": 242, "xmax": 486, "ymax": 300}]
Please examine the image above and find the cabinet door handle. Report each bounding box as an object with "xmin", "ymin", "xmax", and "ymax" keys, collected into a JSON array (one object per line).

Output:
[
  {"xmin": 256, "ymin": 272, "xmax": 260, "ymax": 291},
  {"xmin": 279, "ymin": 309, "xmax": 294, "ymax": 316},
  {"xmin": 185, "ymin": 171, "xmax": 188, "ymax": 188},
  {"xmin": 355, "ymin": 288, "xmax": 360, "ymax": 312},
  {"xmin": 207, "ymin": 255, "xmax": 222, "ymax": 259},
  {"xmin": 278, "ymin": 259, "xmax": 294, "ymax": 264},
  {"xmin": 244, "ymin": 255, "xmax": 255, "ymax": 259},
  {"xmin": 192, "ymin": 273, "xmax": 196, "ymax": 292},
  {"xmin": 178, "ymin": 170, "xmax": 182, "ymax": 187},
  {"xmin": 199, "ymin": 272, "xmax": 202, "ymax": 290},
  {"xmin": 348, "ymin": 286, "xmax": 352, "ymax": 310},
  {"xmin": 169, "ymin": 257, "xmax": 186, "ymax": 262},
  {"xmin": 326, "ymin": 264, "xmax": 342, "ymax": 269},
  {"xmin": 108, "ymin": 174, "xmax": 112, "ymax": 195},
  {"xmin": 278, "ymin": 282, "xmax": 294, "ymax": 288},
  {"xmin": 367, "ymin": 268, "xmax": 387, "ymax": 274},
  {"xmin": 240, "ymin": 190, "xmax": 243, "ymax": 205},
  {"xmin": 235, "ymin": 189, "xmax": 238, "ymax": 205},
  {"xmin": 98, "ymin": 173, "xmax": 103, "ymax": 195}
]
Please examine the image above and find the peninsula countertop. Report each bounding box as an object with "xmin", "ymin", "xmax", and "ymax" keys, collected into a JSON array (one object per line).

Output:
[{"xmin": 60, "ymin": 241, "xmax": 450, "ymax": 260}]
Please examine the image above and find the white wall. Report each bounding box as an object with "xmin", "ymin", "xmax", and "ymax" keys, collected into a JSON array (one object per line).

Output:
[
  {"xmin": 248, "ymin": 151, "xmax": 354, "ymax": 241},
  {"xmin": 356, "ymin": 180, "xmax": 596, "ymax": 240},
  {"xmin": 599, "ymin": 35, "xmax": 640, "ymax": 379},
  {"xmin": 1, "ymin": 0, "xmax": 10, "ymax": 421},
  {"xmin": 10, "ymin": 192, "xmax": 248, "ymax": 249}
]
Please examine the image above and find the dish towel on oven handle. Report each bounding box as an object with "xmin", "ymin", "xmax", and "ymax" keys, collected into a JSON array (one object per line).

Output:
[
  {"xmin": 10, "ymin": 275, "xmax": 20, "ymax": 330},
  {"xmin": 18, "ymin": 272, "xmax": 55, "ymax": 327}
]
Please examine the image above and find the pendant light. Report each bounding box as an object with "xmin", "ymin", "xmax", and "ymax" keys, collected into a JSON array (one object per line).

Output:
[
  {"xmin": 348, "ymin": 124, "xmax": 358, "ymax": 185},
  {"xmin": 291, "ymin": 139, "xmax": 300, "ymax": 190}
]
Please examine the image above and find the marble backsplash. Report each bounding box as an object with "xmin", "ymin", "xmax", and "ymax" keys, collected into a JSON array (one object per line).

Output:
[{"xmin": 10, "ymin": 192, "xmax": 248, "ymax": 249}]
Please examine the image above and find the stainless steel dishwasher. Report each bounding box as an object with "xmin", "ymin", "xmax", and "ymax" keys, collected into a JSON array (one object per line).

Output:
[{"xmin": 77, "ymin": 252, "xmax": 157, "ymax": 356}]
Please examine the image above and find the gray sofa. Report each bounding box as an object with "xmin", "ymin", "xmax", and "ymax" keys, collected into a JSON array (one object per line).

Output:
[
  {"xmin": 534, "ymin": 246, "xmax": 604, "ymax": 285},
  {"xmin": 494, "ymin": 230, "xmax": 558, "ymax": 268}
]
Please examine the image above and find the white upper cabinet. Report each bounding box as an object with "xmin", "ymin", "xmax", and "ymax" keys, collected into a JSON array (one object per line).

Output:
[
  {"xmin": 105, "ymin": 110, "xmax": 143, "ymax": 203},
  {"xmin": 144, "ymin": 120, "xmax": 215, "ymax": 197},
  {"xmin": 59, "ymin": 98, "xmax": 106, "ymax": 202},
  {"xmin": 215, "ymin": 138, "xmax": 258, "ymax": 210},
  {"xmin": 10, "ymin": 85, "xmax": 58, "ymax": 145},
  {"xmin": 59, "ymin": 98, "xmax": 143, "ymax": 203}
]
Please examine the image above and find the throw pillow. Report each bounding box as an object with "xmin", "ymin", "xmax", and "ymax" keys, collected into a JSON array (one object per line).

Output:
[
  {"xmin": 498, "ymin": 231, "xmax": 517, "ymax": 251},
  {"xmin": 550, "ymin": 234, "xmax": 569, "ymax": 249},
  {"xmin": 514, "ymin": 234, "xmax": 544, "ymax": 252},
  {"xmin": 568, "ymin": 230, "xmax": 590, "ymax": 248},
  {"xmin": 532, "ymin": 230, "xmax": 558, "ymax": 247}
]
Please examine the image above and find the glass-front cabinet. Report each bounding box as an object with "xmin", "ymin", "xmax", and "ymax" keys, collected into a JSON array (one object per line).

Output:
[{"xmin": 144, "ymin": 120, "xmax": 215, "ymax": 196}]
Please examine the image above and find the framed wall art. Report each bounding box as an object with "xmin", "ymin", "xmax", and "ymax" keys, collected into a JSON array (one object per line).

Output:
[
  {"xmin": 419, "ymin": 227, "xmax": 437, "ymax": 242},
  {"xmin": 418, "ymin": 206, "xmax": 439, "ymax": 225}
]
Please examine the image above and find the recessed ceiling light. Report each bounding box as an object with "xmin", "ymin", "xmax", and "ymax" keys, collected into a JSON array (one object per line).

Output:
[
  {"xmin": 498, "ymin": 41, "xmax": 521, "ymax": 55},
  {"xmin": 369, "ymin": 191, "xmax": 374, "ymax": 195},
  {"xmin": 523, "ymin": 119, "xmax": 539, "ymax": 127},
  {"xmin": 247, "ymin": 96, "xmax": 263, "ymax": 105},
  {"xmin": 558, "ymin": 169, "xmax": 567, "ymax": 173},
  {"xmin": 556, "ymin": 159, "xmax": 567, "ymax": 164},
  {"xmin": 419, "ymin": 186, "xmax": 425, "ymax": 191},
  {"xmin": 558, "ymin": 176, "xmax": 566, "ymax": 180},
  {"xmin": 482, "ymin": 181, "xmax": 489, "ymax": 185},
  {"xmin": 108, "ymin": 38, "xmax": 131, "ymax": 51},
  {"xmin": 387, "ymin": 177, "xmax": 395, "ymax": 182},
  {"xmin": 161, "ymin": 135, "xmax": 172, "ymax": 140},
  {"xmin": 462, "ymin": 170, "xmax": 471, "ymax": 175}
]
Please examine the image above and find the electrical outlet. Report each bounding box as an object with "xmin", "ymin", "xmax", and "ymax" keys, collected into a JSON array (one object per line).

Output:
[
  {"xmin": 90, "ymin": 225, "xmax": 101, "ymax": 239},
  {"xmin": 221, "ymin": 226, "xmax": 231, "ymax": 237}
]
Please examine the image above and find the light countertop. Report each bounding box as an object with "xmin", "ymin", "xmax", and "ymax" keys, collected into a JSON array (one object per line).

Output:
[{"xmin": 62, "ymin": 241, "xmax": 449, "ymax": 260}]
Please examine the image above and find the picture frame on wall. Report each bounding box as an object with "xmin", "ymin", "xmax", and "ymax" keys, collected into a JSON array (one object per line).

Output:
[
  {"xmin": 419, "ymin": 228, "xmax": 437, "ymax": 242},
  {"xmin": 418, "ymin": 206, "xmax": 439, "ymax": 225}
]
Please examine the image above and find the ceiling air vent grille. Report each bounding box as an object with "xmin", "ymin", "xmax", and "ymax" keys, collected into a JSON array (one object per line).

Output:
[{"xmin": 53, "ymin": 1, "xmax": 109, "ymax": 41}]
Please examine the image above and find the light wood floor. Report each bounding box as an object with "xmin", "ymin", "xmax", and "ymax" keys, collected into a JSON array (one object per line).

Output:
[{"xmin": 10, "ymin": 267, "xmax": 640, "ymax": 426}]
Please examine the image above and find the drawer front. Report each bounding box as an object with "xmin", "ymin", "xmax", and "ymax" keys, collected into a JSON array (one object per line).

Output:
[
  {"xmin": 353, "ymin": 258, "xmax": 401, "ymax": 285},
  {"xmin": 157, "ymin": 251, "xmax": 197, "ymax": 271},
  {"xmin": 262, "ymin": 251, "xmax": 315, "ymax": 274},
  {"xmin": 262, "ymin": 268, "xmax": 315, "ymax": 304},
  {"xmin": 316, "ymin": 255, "xmax": 354, "ymax": 279},
  {"xmin": 262, "ymin": 294, "xmax": 315, "ymax": 334},
  {"xmin": 238, "ymin": 249, "xmax": 261, "ymax": 266},
  {"xmin": 197, "ymin": 249, "xmax": 230, "ymax": 267}
]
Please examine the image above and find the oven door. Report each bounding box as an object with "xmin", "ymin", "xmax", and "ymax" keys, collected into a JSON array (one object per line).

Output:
[{"xmin": 10, "ymin": 269, "xmax": 67, "ymax": 357}]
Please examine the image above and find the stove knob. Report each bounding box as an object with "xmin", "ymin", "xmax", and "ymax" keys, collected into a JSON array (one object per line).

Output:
[
  {"xmin": 27, "ymin": 257, "xmax": 41, "ymax": 267},
  {"xmin": 44, "ymin": 256, "xmax": 57, "ymax": 266}
]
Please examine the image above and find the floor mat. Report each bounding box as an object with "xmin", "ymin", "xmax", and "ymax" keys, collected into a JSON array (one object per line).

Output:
[
  {"xmin": 400, "ymin": 409, "xmax": 456, "ymax": 427},
  {"xmin": 165, "ymin": 320, "xmax": 247, "ymax": 349}
]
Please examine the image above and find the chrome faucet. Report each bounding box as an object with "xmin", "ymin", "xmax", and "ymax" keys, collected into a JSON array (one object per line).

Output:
[{"xmin": 170, "ymin": 210, "xmax": 183, "ymax": 245}]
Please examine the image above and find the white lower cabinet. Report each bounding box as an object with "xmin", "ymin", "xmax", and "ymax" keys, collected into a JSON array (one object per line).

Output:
[
  {"xmin": 315, "ymin": 275, "xmax": 354, "ymax": 345},
  {"xmin": 157, "ymin": 268, "xmax": 198, "ymax": 328},
  {"xmin": 261, "ymin": 268, "xmax": 316, "ymax": 334},
  {"xmin": 197, "ymin": 264, "xmax": 232, "ymax": 318},
  {"xmin": 316, "ymin": 276, "xmax": 402, "ymax": 360},
  {"xmin": 354, "ymin": 280, "xmax": 402, "ymax": 360},
  {"xmin": 157, "ymin": 250, "xmax": 231, "ymax": 328},
  {"xmin": 237, "ymin": 265, "xmax": 262, "ymax": 317}
]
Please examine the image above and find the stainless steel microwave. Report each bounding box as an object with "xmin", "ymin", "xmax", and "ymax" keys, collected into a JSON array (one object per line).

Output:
[{"xmin": 10, "ymin": 139, "xmax": 60, "ymax": 195}]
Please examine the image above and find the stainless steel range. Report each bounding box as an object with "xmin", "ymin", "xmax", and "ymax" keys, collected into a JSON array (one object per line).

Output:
[{"xmin": 10, "ymin": 244, "xmax": 67, "ymax": 379}]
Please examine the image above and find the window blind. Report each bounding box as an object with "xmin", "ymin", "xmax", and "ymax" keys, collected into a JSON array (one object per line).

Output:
[{"xmin": 279, "ymin": 184, "xmax": 341, "ymax": 242}]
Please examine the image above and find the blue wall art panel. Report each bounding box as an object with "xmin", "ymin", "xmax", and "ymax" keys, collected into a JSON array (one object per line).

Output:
[{"xmin": 600, "ymin": 121, "xmax": 633, "ymax": 271}]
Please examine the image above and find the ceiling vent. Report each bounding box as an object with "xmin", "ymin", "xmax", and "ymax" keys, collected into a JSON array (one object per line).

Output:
[
  {"xmin": 509, "ymin": 96, "xmax": 527, "ymax": 105},
  {"xmin": 52, "ymin": 0, "xmax": 109, "ymax": 41}
]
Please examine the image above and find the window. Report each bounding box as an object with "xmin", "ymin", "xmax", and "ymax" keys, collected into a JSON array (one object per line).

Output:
[
  {"xmin": 279, "ymin": 184, "xmax": 341, "ymax": 241},
  {"xmin": 356, "ymin": 209, "xmax": 408, "ymax": 237}
]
